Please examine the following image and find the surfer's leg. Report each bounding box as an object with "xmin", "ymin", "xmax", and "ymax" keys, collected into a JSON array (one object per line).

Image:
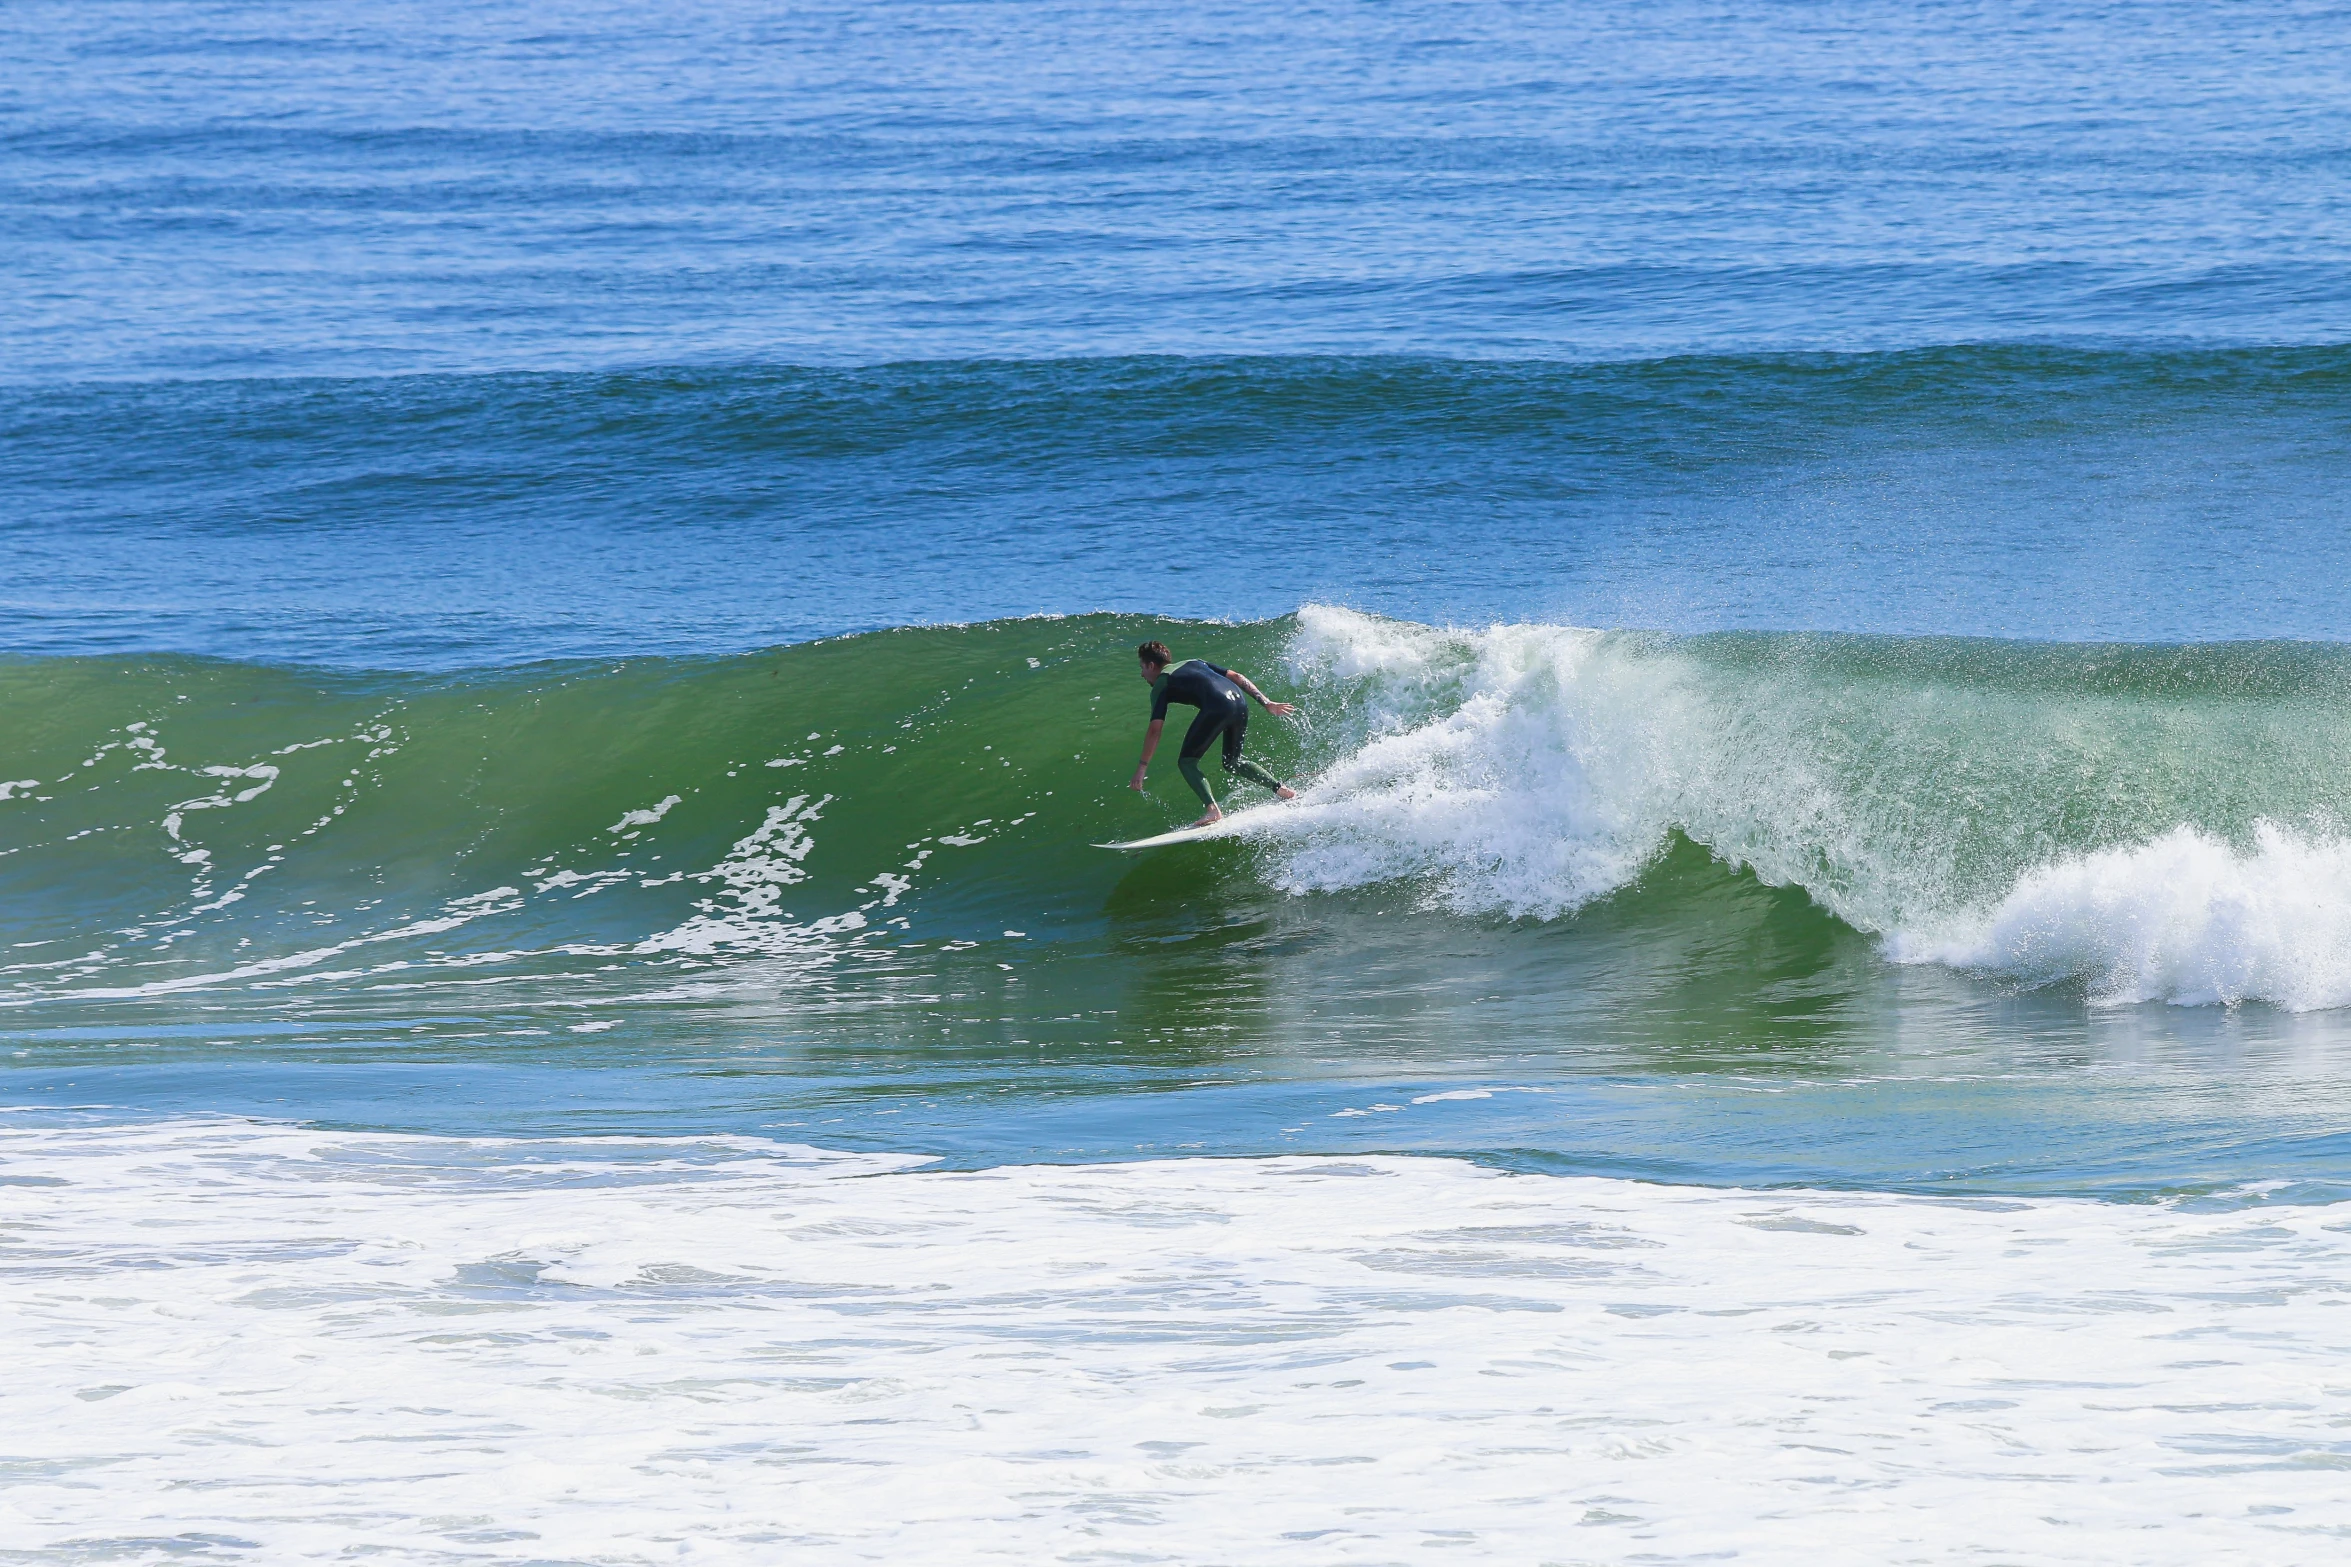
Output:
[
  {"xmin": 1218, "ymin": 716, "xmax": 1292, "ymax": 795},
  {"xmin": 1175, "ymin": 753, "xmax": 1216, "ymax": 807},
  {"xmin": 1226, "ymin": 755, "xmax": 1287, "ymax": 792},
  {"xmin": 1176, "ymin": 709, "xmax": 1222, "ymax": 808}
]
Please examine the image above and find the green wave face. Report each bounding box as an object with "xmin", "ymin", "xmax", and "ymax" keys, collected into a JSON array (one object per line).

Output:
[
  {"xmin": 0, "ymin": 617, "xmax": 1290, "ymax": 1006},
  {"xmin": 9, "ymin": 610, "xmax": 2351, "ymax": 1047}
]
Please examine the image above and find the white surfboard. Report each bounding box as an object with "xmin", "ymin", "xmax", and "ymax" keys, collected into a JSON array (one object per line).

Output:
[
  {"xmin": 1093, "ymin": 822, "xmax": 1235, "ymax": 851},
  {"xmin": 1094, "ymin": 799, "xmax": 1294, "ymax": 851}
]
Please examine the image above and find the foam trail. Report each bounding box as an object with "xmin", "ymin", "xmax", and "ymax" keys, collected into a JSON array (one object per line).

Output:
[
  {"xmin": 8, "ymin": 1119, "xmax": 2351, "ymax": 1562},
  {"xmin": 1266, "ymin": 604, "xmax": 1985, "ymax": 926}
]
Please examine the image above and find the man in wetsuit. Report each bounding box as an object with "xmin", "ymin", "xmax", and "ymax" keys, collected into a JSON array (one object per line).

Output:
[{"xmin": 1128, "ymin": 640, "xmax": 1299, "ymax": 828}]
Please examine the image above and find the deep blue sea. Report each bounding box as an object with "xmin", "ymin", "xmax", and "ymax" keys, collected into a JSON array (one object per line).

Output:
[{"xmin": 10, "ymin": 3, "xmax": 2351, "ymax": 1560}]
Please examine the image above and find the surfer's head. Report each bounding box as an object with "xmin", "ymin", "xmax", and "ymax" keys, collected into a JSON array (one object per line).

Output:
[{"xmin": 1137, "ymin": 641, "xmax": 1172, "ymax": 679}]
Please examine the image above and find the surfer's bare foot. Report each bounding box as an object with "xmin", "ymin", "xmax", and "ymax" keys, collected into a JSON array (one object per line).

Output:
[
  {"xmin": 1189, "ymin": 807, "xmax": 1223, "ymax": 828},
  {"xmin": 1276, "ymin": 785, "xmax": 1297, "ymax": 800}
]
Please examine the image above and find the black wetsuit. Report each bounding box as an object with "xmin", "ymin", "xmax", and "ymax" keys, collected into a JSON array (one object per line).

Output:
[{"xmin": 1149, "ymin": 659, "xmax": 1287, "ymax": 805}]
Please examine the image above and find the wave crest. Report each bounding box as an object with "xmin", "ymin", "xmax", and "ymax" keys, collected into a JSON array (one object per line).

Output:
[
  {"xmin": 1894, "ymin": 822, "xmax": 2351, "ymax": 1009},
  {"xmin": 1258, "ymin": 615, "xmax": 1674, "ymax": 917},
  {"xmin": 1267, "ymin": 606, "xmax": 2351, "ymax": 1007}
]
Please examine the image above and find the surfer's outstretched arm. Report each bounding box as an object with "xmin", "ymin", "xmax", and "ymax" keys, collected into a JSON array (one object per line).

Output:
[
  {"xmin": 1221, "ymin": 669, "xmax": 1296, "ymax": 717},
  {"xmin": 1129, "ymin": 718, "xmax": 1165, "ymax": 791}
]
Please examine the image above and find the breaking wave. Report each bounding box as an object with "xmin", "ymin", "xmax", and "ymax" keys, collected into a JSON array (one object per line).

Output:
[
  {"xmin": 9, "ymin": 606, "xmax": 2351, "ymax": 1011},
  {"xmin": 1261, "ymin": 607, "xmax": 2351, "ymax": 1008}
]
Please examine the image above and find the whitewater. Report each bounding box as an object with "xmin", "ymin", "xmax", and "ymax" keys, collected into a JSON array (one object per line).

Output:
[
  {"xmin": 12, "ymin": 1119, "xmax": 2351, "ymax": 1565},
  {"xmin": 1267, "ymin": 607, "xmax": 2351, "ymax": 1010}
]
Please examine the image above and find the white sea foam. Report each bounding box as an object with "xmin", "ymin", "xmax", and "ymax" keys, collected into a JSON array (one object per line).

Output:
[
  {"xmin": 1267, "ymin": 604, "xmax": 1959, "ymax": 925},
  {"xmin": 1893, "ymin": 821, "xmax": 2351, "ymax": 1008},
  {"xmin": 1262, "ymin": 608, "xmax": 1687, "ymax": 918},
  {"xmin": 1269, "ymin": 606, "xmax": 2351, "ymax": 1008},
  {"xmin": 6, "ymin": 1118, "xmax": 2351, "ymax": 1564}
]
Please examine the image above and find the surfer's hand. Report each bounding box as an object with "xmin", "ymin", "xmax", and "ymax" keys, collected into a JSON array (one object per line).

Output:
[
  {"xmin": 1129, "ymin": 765, "xmax": 1147, "ymax": 791},
  {"xmin": 1265, "ymin": 701, "xmax": 1297, "ymax": 717}
]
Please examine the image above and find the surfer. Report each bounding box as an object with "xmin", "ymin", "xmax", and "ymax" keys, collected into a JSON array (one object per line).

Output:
[{"xmin": 1129, "ymin": 641, "xmax": 1299, "ymax": 828}]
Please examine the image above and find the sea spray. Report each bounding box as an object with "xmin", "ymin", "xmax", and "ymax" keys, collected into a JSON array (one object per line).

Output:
[
  {"xmin": 1271, "ymin": 607, "xmax": 2351, "ymax": 1005},
  {"xmin": 1893, "ymin": 821, "xmax": 2351, "ymax": 1008}
]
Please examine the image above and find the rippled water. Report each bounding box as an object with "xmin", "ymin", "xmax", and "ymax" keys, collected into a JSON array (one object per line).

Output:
[{"xmin": 9, "ymin": 1, "xmax": 2351, "ymax": 1561}]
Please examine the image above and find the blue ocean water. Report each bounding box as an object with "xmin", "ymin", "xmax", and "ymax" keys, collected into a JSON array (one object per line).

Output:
[
  {"xmin": 13, "ymin": 3, "xmax": 2351, "ymax": 1202},
  {"xmin": 12, "ymin": 0, "xmax": 2351, "ymax": 380},
  {"xmin": 9, "ymin": 0, "xmax": 2351, "ymax": 1197},
  {"xmin": 18, "ymin": 4, "xmax": 2351, "ymax": 1559},
  {"xmin": 9, "ymin": 0, "xmax": 2351, "ymax": 663}
]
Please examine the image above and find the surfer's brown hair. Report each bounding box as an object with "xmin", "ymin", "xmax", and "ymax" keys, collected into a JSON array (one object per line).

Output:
[{"xmin": 1137, "ymin": 640, "xmax": 1173, "ymax": 669}]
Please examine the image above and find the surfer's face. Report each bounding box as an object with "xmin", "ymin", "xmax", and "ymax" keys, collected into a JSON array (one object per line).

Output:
[{"xmin": 1139, "ymin": 657, "xmax": 1166, "ymax": 682}]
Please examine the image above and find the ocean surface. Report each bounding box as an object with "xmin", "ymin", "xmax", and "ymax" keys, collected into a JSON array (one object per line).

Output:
[{"xmin": 9, "ymin": 1, "xmax": 2351, "ymax": 1561}]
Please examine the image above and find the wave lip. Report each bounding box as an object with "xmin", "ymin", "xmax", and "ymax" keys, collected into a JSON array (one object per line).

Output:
[
  {"xmin": 1895, "ymin": 822, "xmax": 2351, "ymax": 1010},
  {"xmin": 1257, "ymin": 612, "xmax": 1674, "ymax": 919},
  {"xmin": 1269, "ymin": 606, "xmax": 2351, "ymax": 1009}
]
